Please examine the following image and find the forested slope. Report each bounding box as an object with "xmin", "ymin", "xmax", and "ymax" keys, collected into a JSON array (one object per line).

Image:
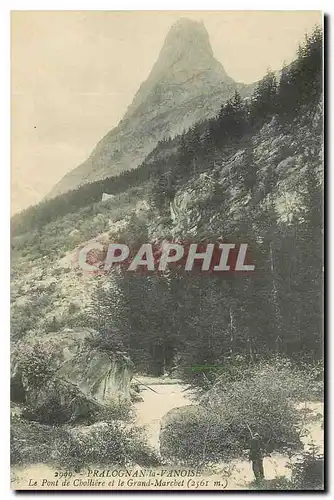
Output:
[{"xmin": 11, "ymin": 27, "xmax": 323, "ymax": 374}]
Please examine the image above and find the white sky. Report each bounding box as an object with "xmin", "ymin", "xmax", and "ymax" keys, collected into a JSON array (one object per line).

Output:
[{"xmin": 11, "ymin": 10, "xmax": 322, "ymax": 212}]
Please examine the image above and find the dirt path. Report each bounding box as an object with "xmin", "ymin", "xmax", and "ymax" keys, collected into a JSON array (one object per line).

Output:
[{"xmin": 134, "ymin": 380, "xmax": 192, "ymax": 448}]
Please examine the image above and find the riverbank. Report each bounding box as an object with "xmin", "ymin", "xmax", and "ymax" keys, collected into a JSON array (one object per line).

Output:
[{"xmin": 11, "ymin": 377, "xmax": 323, "ymax": 490}]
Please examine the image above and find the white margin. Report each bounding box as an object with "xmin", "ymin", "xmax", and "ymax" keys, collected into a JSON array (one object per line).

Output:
[{"xmin": 2, "ymin": 2, "xmax": 331, "ymax": 499}]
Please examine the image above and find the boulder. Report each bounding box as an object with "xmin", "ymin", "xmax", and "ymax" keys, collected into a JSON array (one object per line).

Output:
[
  {"xmin": 135, "ymin": 199, "xmax": 150, "ymax": 214},
  {"xmin": 11, "ymin": 329, "xmax": 134, "ymax": 424},
  {"xmin": 102, "ymin": 192, "xmax": 115, "ymax": 202},
  {"xmin": 69, "ymin": 228, "xmax": 80, "ymax": 237}
]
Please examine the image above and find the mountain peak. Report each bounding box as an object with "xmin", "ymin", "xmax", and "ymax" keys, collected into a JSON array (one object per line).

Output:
[
  {"xmin": 145, "ymin": 17, "xmax": 233, "ymax": 88},
  {"xmin": 48, "ymin": 18, "xmax": 245, "ymax": 198},
  {"xmin": 165, "ymin": 17, "xmax": 210, "ymax": 50},
  {"xmin": 152, "ymin": 18, "xmax": 214, "ymax": 75}
]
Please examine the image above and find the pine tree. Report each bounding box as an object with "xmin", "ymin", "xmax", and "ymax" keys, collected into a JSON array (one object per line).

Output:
[
  {"xmin": 239, "ymin": 144, "xmax": 258, "ymax": 192},
  {"xmin": 150, "ymin": 168, "xmax": 175, "ymax": 211},
  {"xmin": 250, "ymin": 70, "xmax": 278, "ymax": 125},
  {"xmin": 217, "ymin": 91, "xmax": 247, "ymax": 146},
  {"xmin": 278, "ymin": 25, "xmax": 322, "ymax": 120},
  {"xmin": 177, "ymin": 133, "xmax": 193, "ymax": 176},
  {"xmin": 85, "ymin": 278, "xmax": 125, "ymax": 352}
]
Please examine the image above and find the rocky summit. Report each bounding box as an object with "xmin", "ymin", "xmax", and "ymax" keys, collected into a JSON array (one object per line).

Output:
[{"xmin": 49, "ymin": 18, "xmax": 253, "ymax": 198}]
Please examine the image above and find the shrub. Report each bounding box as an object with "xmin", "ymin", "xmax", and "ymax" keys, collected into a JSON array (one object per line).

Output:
[
  {"xmin": 52, "ymin": 422, "xmax": 160, "ymax": 471},
  {"xmin": 201, "ymin": 356, "xmax": 323, "ymax": 405},
  {"xmin": 11, "ymin": 304, "xmax": 36, "ymax": 340},
  {"xmin": 249, "ymin": 448, "xmax": 324, "ymax": 491},
  {"xmin": 161, "ymin": 360, "xmax": 307, "ymax": 465},
  {"xmin": 289, "ymin": 447, "xmax": 324, "ymax": 490},
  {"xmin": 11, "ymin": 416, "xmax": 160, "ymax": 470},
  {"xmin": 11, "ymin": 417, "xmax": 61, "ymax": 466},
  {"xmin": 15, "ymin": 341, "xmax": 55, "ymax": 389},
  {"xmin": 249, "ymin": 476, "xmax": 293, "ymax": 490},
  {"xmin": 160, "ymin": 405, "xmax": 241, "ymax": 465}
]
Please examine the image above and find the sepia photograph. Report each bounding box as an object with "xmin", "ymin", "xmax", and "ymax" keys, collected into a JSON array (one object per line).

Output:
[{"xmin": 10, "ymin": 10, "xmax": 324, "ymax": 491}]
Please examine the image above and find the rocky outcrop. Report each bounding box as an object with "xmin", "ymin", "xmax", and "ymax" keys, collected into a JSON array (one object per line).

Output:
[
  {"xmin": 102, "ymin": 192, "xmax": 115, "ymax": 202},
  {"xmin": 148, "ymin": 107, "xmax": 323, "ymax": 243},
  {"xmin": 11, "ymin": 329, "xmax": 134, "ymax": 424},
  {"xmin": 49, "ymin": 18, "xmax": 254, "ymax": 198}
]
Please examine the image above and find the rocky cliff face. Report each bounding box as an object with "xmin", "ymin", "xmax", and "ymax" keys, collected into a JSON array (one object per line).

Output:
[
  {"xmin": 49, "ymin": 18, "xmax": 254, "ymax": 198},
  {"xmin": 154, "ymin": 107, "xmax": 323, "ymax": 242}
]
